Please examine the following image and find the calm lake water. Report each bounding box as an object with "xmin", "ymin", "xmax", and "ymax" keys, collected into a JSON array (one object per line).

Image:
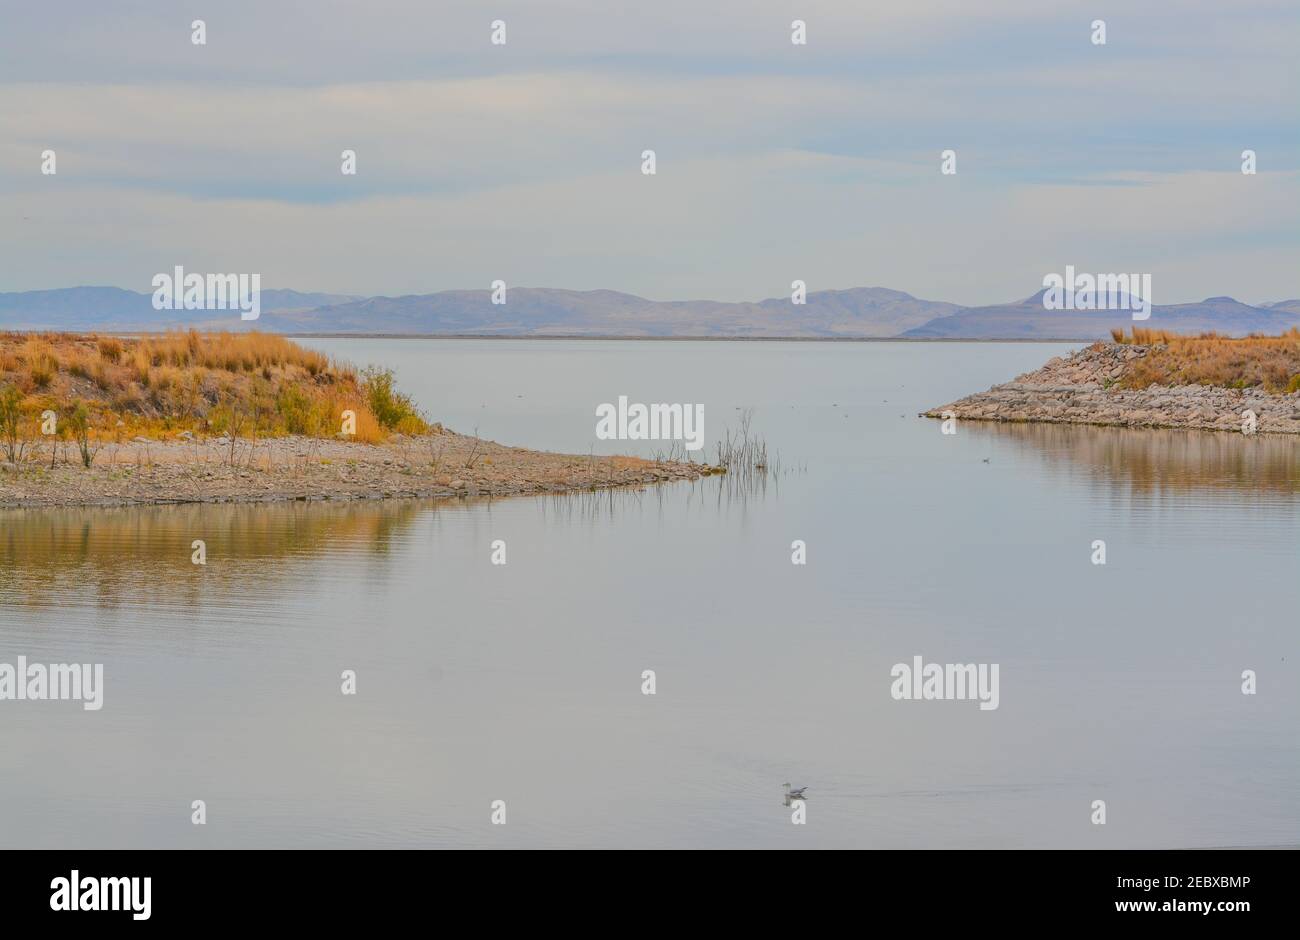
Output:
[{"xmin": 2, "ymin": 340, "xmax": 1297, "ymax": 848}]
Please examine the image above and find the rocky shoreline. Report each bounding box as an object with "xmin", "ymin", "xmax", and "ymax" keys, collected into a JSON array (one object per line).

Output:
[
  {"xmin": 924, "ymin": 343, "xmax": 1300, "ymax": 435},
  {"xmin": 0, "ymin": 427, "xmax": 716, "ymax": 509}
]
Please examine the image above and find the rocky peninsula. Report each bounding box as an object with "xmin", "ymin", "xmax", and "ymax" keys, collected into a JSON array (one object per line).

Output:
[{"xmin": 925, "ymin": 335, "xmax": 1300, "ymax": 435}]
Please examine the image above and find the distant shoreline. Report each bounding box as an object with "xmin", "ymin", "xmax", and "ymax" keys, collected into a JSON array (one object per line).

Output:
[{"xmin": 106, "ymin": 332, "xmax": 1095, "ymax": 343}]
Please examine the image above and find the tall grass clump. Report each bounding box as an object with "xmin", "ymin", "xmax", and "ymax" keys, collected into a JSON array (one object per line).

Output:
[
  {"xmin": 1111, "ymin": 327, "xmax": 1177, "ymax": 345},
  {"xmin": 20, "ymin": 339, "xmax": 59, "ymax": 389},
  {"xmin": 97, "ymin": 337, "xmax": 124, "ymax": 362},
  {"xmin": 714, "ymin": 408, "xmax": 780, "ymax": 480}
]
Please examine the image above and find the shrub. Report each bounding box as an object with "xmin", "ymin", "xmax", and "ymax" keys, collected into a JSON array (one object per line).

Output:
[
  {"xmin": 0, "ymin": 384, "xmax": 27, "ymax": 462},
  {"xmin": 66, "ymin": 402, "xmax": 98, "ymax": 468},
  {"xmin": 360, "ymin": 366, "xmax": 425, "ymax": 431},
  {"xmin": 277, "ymin": 385, "xmax": 330, "ymax": 437}
]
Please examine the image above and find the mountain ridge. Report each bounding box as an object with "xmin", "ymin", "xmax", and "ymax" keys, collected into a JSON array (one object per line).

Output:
[{"xmin": 2, "ymin": 285, "xmax": 1297, "ymax": 340}]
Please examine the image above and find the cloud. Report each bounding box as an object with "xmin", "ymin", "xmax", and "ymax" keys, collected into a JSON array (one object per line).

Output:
[
  {"xmin": 0, "ymin": 0, "xmax": 1295, "ymax": 301},
  {"xmin": 7, "ymin": 149, "xmax": 1296, "ymax": 305}
]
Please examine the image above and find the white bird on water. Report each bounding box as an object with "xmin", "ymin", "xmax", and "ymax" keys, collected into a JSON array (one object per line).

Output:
[{"xmin": 783, "ymin": 782, "xmax": 808, "ymax": 801}]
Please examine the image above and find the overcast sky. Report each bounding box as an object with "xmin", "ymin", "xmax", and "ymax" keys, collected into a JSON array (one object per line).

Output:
[{"xmin": 1, "ymin": 0, "xmax": 1296, "ymax": 304}]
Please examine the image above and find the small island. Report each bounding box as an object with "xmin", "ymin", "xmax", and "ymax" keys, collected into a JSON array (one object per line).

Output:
[
  {"xmin": 0, "ymin": 331, "xmax": 711, "ymax": 509},
  {"xmin": 925, "ymin": 328, "xmax": 1300, "ymax": 434}
]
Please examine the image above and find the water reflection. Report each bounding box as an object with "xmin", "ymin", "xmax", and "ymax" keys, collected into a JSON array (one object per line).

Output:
[
  {"xmin": 538, "ymin": 466, "xmax": 789, "ymax": 525},
  {"xmin": 0, "ymin": 469, "xmax": 786, "ymax": 614},
  {"xmin": 965, "ymin": 422, "xmax": 1299, "ymax": 498},
  {"xmin": 0, "ymin": 501, "xmax": 423, "ymax": 611},
  {"xmin": 2, "ymin": 336, "xmax": 1296, "ymax": 848}
]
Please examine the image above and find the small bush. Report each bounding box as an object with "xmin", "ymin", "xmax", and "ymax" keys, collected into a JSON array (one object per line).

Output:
[
  {"xmin": 277, "ymin": 385, "xmax": 331, "ymax": 437},
  {"xmin": 66, "ymin": 402, "xmax": 98, "ymax": 467},
  {"xmin": 361, "ymin": 366, "xmax": 426, "ymax": 431},
  {"xmin": 0, "ymin": 384, "xmax": 27, "ymax": 462}
]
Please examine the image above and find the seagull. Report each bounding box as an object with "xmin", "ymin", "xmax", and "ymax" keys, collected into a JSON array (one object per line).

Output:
[{"xmin": 783, "ymin": 782, "xmax": 808, "ymax": 800}]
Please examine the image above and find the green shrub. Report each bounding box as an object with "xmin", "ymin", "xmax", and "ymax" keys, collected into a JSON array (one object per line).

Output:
[
  {"xmin": 361, "ymin": 366, "xmax": 425, "ymax": 431},
  {"xmin": 0, "ymin": 385, "xmax": 26, "ymax": 462},
  {"xmin": 277, "ymin": 384, "xmax": 331, "ymax": 437}
]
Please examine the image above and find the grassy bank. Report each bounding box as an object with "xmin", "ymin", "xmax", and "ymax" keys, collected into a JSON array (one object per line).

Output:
[
  {"xmin": 0, "ymin": 331, "xmax": 428, "ymax": 462},
  {"xmin": 1111, "ymin": 327, "xmax": 1300, "ymax": 393}
]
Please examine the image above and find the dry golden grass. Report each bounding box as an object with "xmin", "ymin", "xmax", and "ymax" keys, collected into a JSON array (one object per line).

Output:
[
  {"xmin": 0, "ymin": 330, "xmax": 427, "ymax": 445},
  {"xmin": 19, "ymin": 338, "xmax": 59, "ymax": 389},
  {"xmin": 1111, "ymin": 327, "xmax": 1178, "ymax": 344},
  {"xmin": 135, "ymin": 330, "xmax": 332, "ymax": 376},
  {"xmin": 97, "ymin": 337, "xmax": 123, "ymax": 362},
  {"xmin": 1115, "ymin": 328, "xmax": 1300, "ymax": 393}
]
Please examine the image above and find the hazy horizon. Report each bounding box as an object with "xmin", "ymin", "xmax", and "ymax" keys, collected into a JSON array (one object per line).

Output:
[{"xmin": 5, "ymin": 282, "xmax": 1300, "ymax": 308}]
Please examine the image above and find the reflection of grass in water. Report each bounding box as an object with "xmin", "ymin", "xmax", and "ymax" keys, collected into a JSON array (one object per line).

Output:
[
  {"xmin": 550, "ymin": 410, "xmax": 798, "ymax": 522},
  {"xmin": 539, "ymin": 465, "xmax": 783, "ymax": 524},
  {"xmin": 539, "ymin": 485, "xmax": 646, "ymax": 523},
  {"xmin": 965, "ymin": 421, "xmax": 1300, "ymax": 496},
  {"xmin": 550, "ymin": 409, "xmax": 802, "ymax": 522},
  {"xmin": 0, "ymin": 500, "xmax": 423, "ymax": 610},
  {"xmin": 652, "ymin": 407, "xmax": 794, "ymax": 482}
]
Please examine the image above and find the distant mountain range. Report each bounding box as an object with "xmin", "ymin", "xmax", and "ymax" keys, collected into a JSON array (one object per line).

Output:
[
  {"xmin": 2, "ymin": 285, "xmax": 1298, "ymax": 340},
  {"xmin": 0, "ymin": 288, "xmax": 355, "ymax": 332},
  {"xmin": 901, "ymin": 291, "xmax": 1300, "ymax": 339}
]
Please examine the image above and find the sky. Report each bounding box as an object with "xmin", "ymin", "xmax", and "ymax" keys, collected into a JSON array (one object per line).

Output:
[{"xmin": 1, "ymin": 0, "xmax": 1297, "ymax": 305}]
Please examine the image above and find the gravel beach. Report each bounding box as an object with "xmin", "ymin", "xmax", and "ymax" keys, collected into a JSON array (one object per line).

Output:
[{"xmin": 0, "ymin": 427, "xmax": 714, "ymax": 509}]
